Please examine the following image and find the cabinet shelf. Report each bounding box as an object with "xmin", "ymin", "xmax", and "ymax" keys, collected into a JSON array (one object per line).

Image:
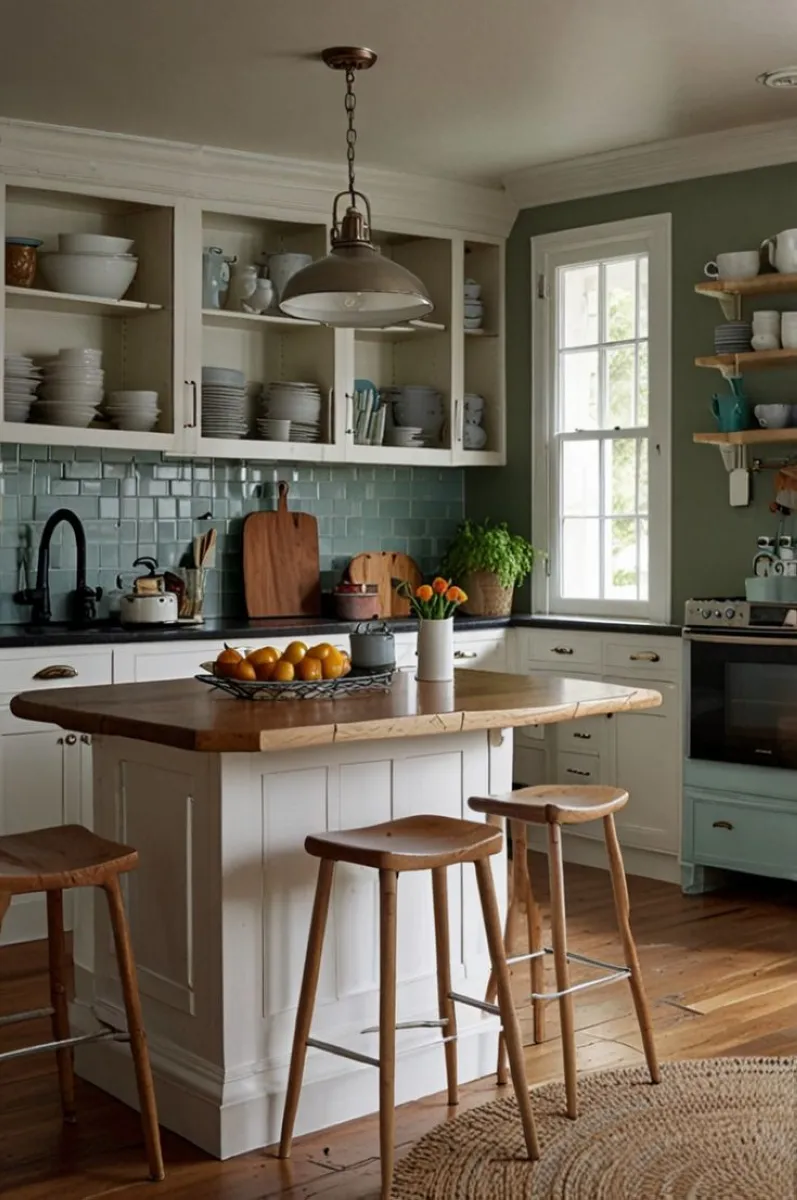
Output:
[
  {"xmin": 201, "ymin": 308, "xmax": 320, "ymax": 331},
  {"xmin": 695, "ymin": 273, "xmax": 797, "ymax": 298},
  {"xmin": 693, "ymin": 428, "xmax": 797, "ymax": 446},
  {"xmin": 6, "ymin": 286, "xmax": 162, "ymax": 317},
  {"xmin": 355, "ymin": 320, "xmax": 447, "ymax": 341},
  {"xmin": 695, "ymin": 349, "xmax": 797, "ymax": 372},
  {"xmin": 464, "ymin": 328, "xmax": 499, "ymax": 338}
]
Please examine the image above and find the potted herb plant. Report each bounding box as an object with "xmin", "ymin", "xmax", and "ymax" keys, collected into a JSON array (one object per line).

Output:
[{"xmin": 442, "ymin": 519, "xmax": 538, "ymax": 616}]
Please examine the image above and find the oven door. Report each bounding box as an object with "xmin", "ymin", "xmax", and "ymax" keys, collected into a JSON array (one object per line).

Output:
[{"xmin": 689, "ymin": 632, "xmax": 797, "ymax": 768}]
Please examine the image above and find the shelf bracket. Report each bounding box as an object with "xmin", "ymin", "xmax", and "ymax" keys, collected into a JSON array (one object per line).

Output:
[
  {"xmin": 715, "ymin": 293, "xmax": 742, "ymax": 321},
  {"xmin": 718, "ymin": 443, "xmax": 750, "ymax": 506}
]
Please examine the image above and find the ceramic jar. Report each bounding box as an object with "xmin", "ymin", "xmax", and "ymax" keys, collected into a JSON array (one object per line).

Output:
[
  {"xmin": 5, "ymin": 237, "xmax": 42, "ymax": 288},
  {"xmin": 242, "ymin": 277, "xmax": 275, "ymax": 314},
  {"xmin": 226, "ymin": 262, "xmax": 258, "ymax": 310},
  {"xmin": 416, "ymin": 617, "xmax": 454, "ymax": 682}
]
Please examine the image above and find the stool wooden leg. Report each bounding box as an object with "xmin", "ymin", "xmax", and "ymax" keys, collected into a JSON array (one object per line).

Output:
[
  {"xmin": 103, "ymin": 876, "xmax": 165, "ymax": 1182},
  {"xmin": 279, "ymin": 858, "xmax": 335, "ymax": 1159},
  {"xmin": 474, "ymin": 857, "xmax": 540, "ymax": 1161},
  {"xmin": 379, "ymin": 869, "xmax": 398, "ymax": 1200},
  {"xmin": 512, "ymin": 822, "xmax": 546, "ymax": 1045},
  {"xmin": 46, "ymin": 889, "xmax": 76, "ymax": 1122},
  {"xmin": 431, "ymin": 866, "xmax": 458, "ymax": 1106},
  {"xmin": 485, "ymin": 826, "xmax": 523, "ymax": 1086},
  {"xmin": 0, "ymin": 892, "xmax": 10, "ymax": 931},
  {"xmin": 603, "ymin": 814, "xmax": 660, "ymax": 1084},
  {"xmin": 548, "ymin": 822, "xmax": 578, "ymax": 1119}
]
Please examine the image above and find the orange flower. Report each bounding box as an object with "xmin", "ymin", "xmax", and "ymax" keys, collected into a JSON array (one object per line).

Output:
[
  {"xmin": 432, "ymin": 576, "xmax": 450, "ymax": 595},
  {"xmin": 446, "ymin": 586, "xmax": 467, "ymax": 604},
  {"xmin": 415, "ymin": 584, "xmax": 433, "ymax": 602}
]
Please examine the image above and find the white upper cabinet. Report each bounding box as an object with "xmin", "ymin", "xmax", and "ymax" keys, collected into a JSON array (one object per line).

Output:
[{"xmin": 0, "ymin": 168, "xmax": 506, "ymax": 467}]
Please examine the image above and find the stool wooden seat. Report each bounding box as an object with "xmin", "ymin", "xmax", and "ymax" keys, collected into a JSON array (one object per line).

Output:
[
  {"xmin": 0, "ymin": 824, "xmax": 164, "ymax": 1182},
  {"xmin": 280, "ymin": 814, "xmax": 539, "ymax": 1200},
  {"xmin": 305, "ymin": 814, "xmax": 503, "ymax": 870},
  {"xmin": 469, "ymin": 786, "xmax": 659, "ymax": 1120}
]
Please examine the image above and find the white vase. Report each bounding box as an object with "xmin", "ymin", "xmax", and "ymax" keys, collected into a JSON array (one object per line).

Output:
[{"xmin": 417, "ymin": 617, "xmax": 454, "ymax": 682}]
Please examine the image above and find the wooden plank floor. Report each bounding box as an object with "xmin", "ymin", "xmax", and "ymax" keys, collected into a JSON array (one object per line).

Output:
[{"xmin": 1, "ymin": 855, "xmax": 796, "ymax": 1198}]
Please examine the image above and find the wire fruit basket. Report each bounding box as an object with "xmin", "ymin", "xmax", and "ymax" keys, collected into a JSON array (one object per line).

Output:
[{"xmin": 196, "ymin": 664, "xmax": 395, "ymax": 701}]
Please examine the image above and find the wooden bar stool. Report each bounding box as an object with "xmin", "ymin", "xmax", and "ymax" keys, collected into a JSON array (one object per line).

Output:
[
  {"xmin": 469, "ymin": 786, "xmax": 660, "ymax": 1120},
  {"xmin": 279, "ymin": 814, "xmax": 539, "ymax": 1200},
  {"xmin": 0, "ymin": 824, "xmax": 164, "ymax": 1182}
]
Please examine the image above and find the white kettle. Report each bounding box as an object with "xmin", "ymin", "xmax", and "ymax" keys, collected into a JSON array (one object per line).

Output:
[{"xmin": 761, "ymin": 230, "xmax": 797, "ymax": 274}]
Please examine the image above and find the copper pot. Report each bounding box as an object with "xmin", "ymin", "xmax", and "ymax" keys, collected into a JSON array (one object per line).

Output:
[{"xmin": 6, "ymin": 238, "xmax": 42, "ymax": 288}]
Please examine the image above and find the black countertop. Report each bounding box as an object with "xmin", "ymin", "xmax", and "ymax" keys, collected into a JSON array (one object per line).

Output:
[{"xmin": 0, "ymin": 613, "xmax": 680, "ymax": 649}]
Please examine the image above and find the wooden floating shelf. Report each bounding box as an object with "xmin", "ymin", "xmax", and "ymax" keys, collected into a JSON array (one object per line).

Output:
[
  {"xmin": 6, "ymin": 286, "xmax": 162, "ymax": 317},
  {"xmin": 202, "ymin": 308, "xmax": 320, "ymax": 331},
  {"xmin": 695, "ymin": 349, "xmax": 797, "ymax": 371},
  {"xmin": 695, "ymin": 273, "xmax": 797, "ymax": 298},
  {"xmin": 694, "ymin": 428, "xmax": 797, "ymax": 446}
]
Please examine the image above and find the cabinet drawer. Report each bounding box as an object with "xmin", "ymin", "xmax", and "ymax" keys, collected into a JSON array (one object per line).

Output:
[
  {"xmin": 453, "ymin": 638, "xmax": 506, "ymax": 671},
  {"xmin": 691, "ymin": 796, "xmax": 797, "ymax": 878},
  {"xmin": 604, "ymin": 638, "xmax": 681, "ymax": 676},
  {"xmin": 556, "ymin": 751, "xmax": 601, "ymax": 786},
  {"xmin": 527, "ymin": 629, "xmax": 601, "ymax": 670},
  {"xmin": 557, "ymin": 715, "xmax": 605, "ymax": 756},
  {"xmin": 0, "ymin": 648, "xmax": 113, "ymax": 696}
]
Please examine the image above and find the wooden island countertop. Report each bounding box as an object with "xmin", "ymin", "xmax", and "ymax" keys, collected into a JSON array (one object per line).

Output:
[{"xmin": 10, "ymin": 670, "xmax": 661, "ymax": 753}]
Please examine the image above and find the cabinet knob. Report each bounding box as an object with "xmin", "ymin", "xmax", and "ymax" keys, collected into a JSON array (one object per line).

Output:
[
  {"xmin": 629, "ymin": 651, "xmax": 660, "ymax": 663},
  {"xmin": 573, "ymin": 731, "xmax": 592, "ymax": 740},
  {"xmin": 712, "ymin": 820, "xmax": 734, "ymax": 831},
  {"xmin": 33, "ymin": 665, "xmax": 78, "ymax": 680},
  {"xmin": 64, "ymin": 734, "xmax": 77, "ymax": 746},
  {"xmin": 454, "ymin": 650, "xmax": 478, "ymax": 659},
  {"xmin": 80, "ymin": 734, "xmax": 92, "ymax": 745},
  {"xmin": 551, "ymin": 646, "xmax": 574, "ymax": 655},
  {"xmin": 565, "ymin": 767, "xmax": 591, "ymax": 777}
]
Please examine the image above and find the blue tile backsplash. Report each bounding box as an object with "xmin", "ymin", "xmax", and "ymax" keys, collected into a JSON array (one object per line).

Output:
[{"xmin": 0, "ymin": 445, "xmax": 465, "ymax": 623}]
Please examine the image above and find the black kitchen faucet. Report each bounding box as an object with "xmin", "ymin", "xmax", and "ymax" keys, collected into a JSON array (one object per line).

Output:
[{"xmin": 15, "ymin": 508, "xmax": 102, "ymax": 626}]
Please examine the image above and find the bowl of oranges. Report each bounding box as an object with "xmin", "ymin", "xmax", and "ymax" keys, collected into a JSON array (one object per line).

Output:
[{"xmin": 197, "ymin": 641, "xmax": 393, "ymax": 700}]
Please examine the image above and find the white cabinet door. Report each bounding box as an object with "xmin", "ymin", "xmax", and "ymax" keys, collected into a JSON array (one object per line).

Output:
[{"xmin": 609, "ymin": 679, "xmax": 680, "ymax": 855}]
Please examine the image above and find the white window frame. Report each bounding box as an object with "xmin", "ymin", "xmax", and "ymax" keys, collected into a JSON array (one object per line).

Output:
[{"xmin": 531, "ymin": 214, "xmax": 672, "ymax": 622}]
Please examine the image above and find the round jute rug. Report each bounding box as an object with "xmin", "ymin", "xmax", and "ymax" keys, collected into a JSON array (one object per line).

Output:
[{"xmin": 392, "ymin": 1057, "xmax": 797, "ymax": 1199}]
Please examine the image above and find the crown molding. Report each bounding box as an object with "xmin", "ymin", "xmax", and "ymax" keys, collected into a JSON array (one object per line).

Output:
[
  {"xmin": 0, "ymin": 117, "xmax": 513, "ymax": 238},
  {"xmin": 503, "ymin": 115, "xmax": 797, "ymax": 211}
]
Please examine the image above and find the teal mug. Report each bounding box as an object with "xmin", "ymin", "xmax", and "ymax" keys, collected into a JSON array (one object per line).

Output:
[{"xmin": 711, "ymin": 394, "xmax": 750, "ymax": 432}]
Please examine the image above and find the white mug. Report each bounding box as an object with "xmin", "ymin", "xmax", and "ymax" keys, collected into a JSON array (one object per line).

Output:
[
  {"xmin": 752, "ymin": 310, "xmax": 780, "ymax": 324},
  {"xmin": 751, "ymin": 333, "xmax": 780, "ymax": 351},
  {"xmin": 704, "ymin": 250, "xmax": 760, "ymax": 280},
  {"xmin": 781, "ymin": 312, "xmax": 797, "ymax": 348}
]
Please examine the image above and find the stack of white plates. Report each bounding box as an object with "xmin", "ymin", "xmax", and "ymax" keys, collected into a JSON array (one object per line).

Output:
[
  {"xmin": 34, "ymin": 347, "xmax": 103, "ymax": 427},
  {"xmin": 384, "ymin": 425, "xmax": 424, "ymax": 448},
  {"xmin": 262, "ymin": 381, "xmax": 323, "ymax": 442},
  {"xmin": 4, "ymin": 355, "xmax": 42, "ymax": 422},
  {"xmin": 201, "ymin": 366, "xmax": 248, "ymax": 438},
  {"xmin": 105, "ymin": 390, "xmax": 160, "ymax": 432}
]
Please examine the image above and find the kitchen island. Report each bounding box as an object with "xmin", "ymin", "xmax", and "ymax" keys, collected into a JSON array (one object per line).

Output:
[{"xmin": 11, "ymin": 670, "xmax": 660, "ymax": 1159}]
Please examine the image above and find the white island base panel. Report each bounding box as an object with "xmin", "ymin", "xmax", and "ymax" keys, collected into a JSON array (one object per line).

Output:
[{"xmin": 70, "ymin": 727, "xmax": 512, "ymax": 1159}]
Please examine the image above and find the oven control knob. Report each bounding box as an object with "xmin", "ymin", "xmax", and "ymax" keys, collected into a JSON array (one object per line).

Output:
[
  {"xmin": 714, "ymin": 610, "xmax": 723, "ymax": 618},
  {"xmin": 701, "ymin": 608, "xmax": 712, "ymax": 619},
  {"xmin": 724, "ymin": 607, "xmax": 736, "ymax": 620}
]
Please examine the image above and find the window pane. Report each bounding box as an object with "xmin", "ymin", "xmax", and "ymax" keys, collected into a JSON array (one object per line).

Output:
[
  {"xmin": 605, "ymin": 518, "xmax": 638, "ymax": 600},
  {"xmin": 560, "ymin": 350, "xmax": 599, "ymax": 431},
  {"xmin": 604, "ymin": 258, "xmax": 637, "ymax": 342},
  {"xmin": 637, "ymin": 342, "xmax": 649, "ymax": 426},
  {"xmin": 638, "ymin": 255, "xmax": 649, "ymax": 339},
  {"xmin": 562, "ymin": 440, "xmax": 599, "ymax": 515},
  {"xmin": 561, "ymin": 264, "xmax": 598, "ymax": 348},
  {"xmin": 639, "ymin": 518, "xmax": 649, "ymax": 600},
  {"xmin": 562, "ymin": 518, "xmax": 600, "ymax": 599},
  {"xmin": 604, "ymin": 438, "xmax": 638, "ymax": 516},
  {"xmin": 638, "ymin": 441, "xmax": 649, "ymax": 514},
  {"xmin": 606, "ymin": 344, "xmax": 635, "ymax": 427}
]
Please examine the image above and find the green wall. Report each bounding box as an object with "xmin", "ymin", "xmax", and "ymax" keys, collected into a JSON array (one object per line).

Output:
[{"xmin": 467, "ymin": 161, "xmax": 797, "ymax": 616}]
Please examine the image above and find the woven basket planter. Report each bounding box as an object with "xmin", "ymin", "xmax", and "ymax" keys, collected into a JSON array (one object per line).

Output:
[{"xmin": 461, "ymin": 571, "xmax": 514, "ymax": 617}]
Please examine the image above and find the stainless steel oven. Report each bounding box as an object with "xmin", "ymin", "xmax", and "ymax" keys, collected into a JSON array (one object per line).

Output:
[{"xmin": 687, "ymin": 630, "xmax": 797, "ymax": 769}]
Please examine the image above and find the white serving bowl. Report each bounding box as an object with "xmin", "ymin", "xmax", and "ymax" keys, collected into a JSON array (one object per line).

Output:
[
  {"xmin": 464, "ymin": 280, "xmax": 482, "ymax": 300},
  {"xmin": 259, "ymin": 418, "xmax": 291, "ymax": 440},
  {"xmin": 34, "ymin": 405, "xmax": 98, "ymax": 427},
  {"xmin": 393, "ymin": 395, "xmax": 444, "ymax": 432},
  {"xmin": 109, "ymin": 411, "xmax": 160, "ymax": 432},
  {"xmin": 58, "ymin": 233, "xmax": 134, "ymax": 256},
  {"xmin": 40, "ymin": 252, "xmax": 138, "ymax": 300},
  {"xmin": 40, "ymin": 383, "xmax": 104, "ymax": 404},
  {"xmin": 264, "ymin": 396, "xmax": 322, "ymax": 421},
  {"xmin": 108, "ymin": 390, "xmax": 158, "ymax": 406},
  {"xmin": 56, "ymin": 347, "xmax": 103, "ymax": 365},
  {"xmin": 42, "ymin": 365, "xmax": 104, "ymax": 380}
]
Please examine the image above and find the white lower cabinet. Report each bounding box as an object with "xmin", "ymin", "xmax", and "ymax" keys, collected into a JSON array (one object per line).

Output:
[{"xmin": 609, "ymin": 678, "xmax": 680, "ymax": 855}]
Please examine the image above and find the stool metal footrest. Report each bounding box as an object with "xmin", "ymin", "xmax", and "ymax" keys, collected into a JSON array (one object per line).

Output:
[
  {"xmin": 506, "ymin": 945, "xmax": 631, "ymax": 1003},
  {"xmin": 0, "ymin": 1005, "xmax": 54, "ymax": 1028},
  {"xmin": 0, "ymin": 1026, "xmax": 129, "ymax": 1065}
]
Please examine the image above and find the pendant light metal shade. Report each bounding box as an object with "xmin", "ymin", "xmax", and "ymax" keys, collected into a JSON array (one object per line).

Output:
[{"xmin": 279, "ymin": 48, "xmax": 435, "ymax": 329}]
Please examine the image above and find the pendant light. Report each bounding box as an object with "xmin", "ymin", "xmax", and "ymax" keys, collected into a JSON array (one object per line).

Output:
[{"xmin": 279, "ymin": 47, "xmax": 434, "ymax": 328}]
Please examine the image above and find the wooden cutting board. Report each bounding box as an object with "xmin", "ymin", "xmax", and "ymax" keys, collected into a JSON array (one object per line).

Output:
[
  {"xmin": 243, "ymin": 481, "xmax": 321, "ymax": 618},
  {"xmin": 348, "ymin": 552, "xmax": 423, "ymax": 618}
]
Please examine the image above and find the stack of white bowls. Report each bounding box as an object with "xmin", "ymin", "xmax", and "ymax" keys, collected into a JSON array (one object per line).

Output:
[
  {"xmin": 105, "ymin": 390, "xmax": 160, "ymax": 432},
  {"xmin": 34, "ymin": 348, "xmax": 103, "ymax": 427},
  {"xmin": 464, "ymin": 278, "xmax": 484, "ymax": 330},
  {"xmin": 4, "ymin": 355, "xmax": 42, "ymax": 422},
  {"xmin": 39, "ymin": 234, "xmax": 138, "ymax": 301},
  {"xmin": 201, "ymin": 367, "xmax": 248, "ymax": 438},
  {"xmin": 383, "ymin": 385, "xmax": 445, "ymax": 447},
  {"xmin": 262, "ymin": 382, "xmax": 322, "ymax": 442}
]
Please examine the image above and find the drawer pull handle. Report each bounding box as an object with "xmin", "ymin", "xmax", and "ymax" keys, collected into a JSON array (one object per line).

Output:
[
  {"xmin": 551, "ymin": 646, "xmax": 574, "ymax": 655},
  {"xmin": 454, "ymin": 651, "xmax": 478, "ymax": 659},
  {"xmin": 573, "ymin": 731, "xmax": 592, "ymax": 740},
  {"xmin": 712, "ymin": 820, "xmax": 734, "ymax": 831},
  {"xmin": 629, "ymin": 651, "xmax": 660, "ymax": 663},
  {"xmin": 33, "ymin": 665, "xmax": 78, "ymax": 680},
  {"xmin": 566, "ymin": 767, "xmax": 592, "ymax": 777}
]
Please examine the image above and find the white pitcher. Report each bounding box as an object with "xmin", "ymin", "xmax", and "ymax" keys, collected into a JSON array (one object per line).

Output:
[
  {"xmin": 761, "ymin": 230, "xmax": 797, "ymax": 274},
  {"xmin": 267, "ymin": 252, "xmax": 313, "ymax": 302}
]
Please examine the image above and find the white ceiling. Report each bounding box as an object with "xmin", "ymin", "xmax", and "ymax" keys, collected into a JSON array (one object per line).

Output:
[{"xmin": 3, "ymin": 0, "xmax": 797, "ymax": 185}]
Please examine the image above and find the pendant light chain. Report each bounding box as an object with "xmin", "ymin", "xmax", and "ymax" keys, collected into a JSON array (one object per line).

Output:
[{"xmin": 344, "ymin": 66, "xmax": 358, "ymax": 206}]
